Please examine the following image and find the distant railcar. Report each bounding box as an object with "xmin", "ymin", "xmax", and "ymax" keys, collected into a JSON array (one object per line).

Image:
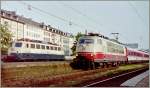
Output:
[
  {"xmin": 127, "ymin": 48, "xmax": 149, "ymax": 63},
  {"xmin": 2, "ymin": 40, "xmax": 65, "ymax": 62}
]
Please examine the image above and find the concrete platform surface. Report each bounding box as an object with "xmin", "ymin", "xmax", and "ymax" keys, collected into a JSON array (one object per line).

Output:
[
  {"xmin": 120, "ymin": 70, "xmax": 149, "ymax": 87},
  {"xmin": 136, "ymin": 75, "xmax": 149, "ymax": 87}
]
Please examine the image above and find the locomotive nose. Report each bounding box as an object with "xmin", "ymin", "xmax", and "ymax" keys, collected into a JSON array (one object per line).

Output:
[{"xmin": 77, "ymin": 45, "xmax": 95, "ymax": 61}]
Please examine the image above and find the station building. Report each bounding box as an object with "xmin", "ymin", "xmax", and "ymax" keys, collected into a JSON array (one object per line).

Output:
[{"xmin": 0, "ymin": 9, "xmax": 75, "ymax": 56}]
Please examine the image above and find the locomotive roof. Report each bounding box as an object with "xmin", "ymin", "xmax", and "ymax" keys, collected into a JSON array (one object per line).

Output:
[
  {"xmin": 127, "ymin": 47, "xmax": 149, "ymax": 55},
  {"xmin": 81, "ymin": 35, "xmax": 124, "ymax": 46}
]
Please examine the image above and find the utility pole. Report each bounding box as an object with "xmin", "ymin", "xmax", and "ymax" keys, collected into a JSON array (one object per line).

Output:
[
  {"xmin": 68, "ymin": 21, "xmax": 72, "ymax": 56},
  {"xmin": 111, "ymin": 32, "xmax": 119, "ymax": 41},
  {"xmin": 85, "ymin": 29, "xmax": 87, "ymax": 35},
  {"xmin": 139, "ymin": 36, "xmax": 142, "ymax": 49}
]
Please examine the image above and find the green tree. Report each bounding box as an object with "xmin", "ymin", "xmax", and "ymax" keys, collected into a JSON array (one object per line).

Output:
[
  {"xmin": 71, "ymin": 32, "xmax": 84, "ymax": 55},
  {"xmin": 0, "ymin": 24, "xmax": 12, "ymax": 54}
]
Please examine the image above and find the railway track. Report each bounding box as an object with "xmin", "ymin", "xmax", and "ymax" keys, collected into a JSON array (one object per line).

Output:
[
  {"xmin": 2, "ymin": 64, "xmax": 118, "ymax": 87},
  {"xmin": 83, "ymin": 67, "xmax": 148, "ymax": 87},
  {"xmin": 2, "ymin": 62, "xmax": 148, "ymax": 87}
]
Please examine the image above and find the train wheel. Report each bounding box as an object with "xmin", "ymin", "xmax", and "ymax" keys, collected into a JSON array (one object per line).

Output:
[
  {"xmin": 115, "ymin": 62, "xmax": 120, "ymax": 67},
  {"xmin": 91, "ymin": 61, "xmax": 95, "ymax": 69},
  {"xmin": 83, "ymin": 61, "xmax": 88, "ymax": 70},
  {"xmin": 88, "ymin": 61, "xmax": 95, "ymax": 70},
  {"xmin": 101, "ymin": 62, "xmax": 105, "ymax": 68},
  {"xmin": 95, "ymin": 62, "xmax": 100, "ymax": 69},
  {"xmin": 106, "ymin": 63, "xmax": 109, "ymax": 68},
  {"xmin": 117, "ymin": 62, "xmax": 120, "ymax": 66},
  {"xmin": 111, "ymin": 62, "xmax": 115, "ymax": 67}
]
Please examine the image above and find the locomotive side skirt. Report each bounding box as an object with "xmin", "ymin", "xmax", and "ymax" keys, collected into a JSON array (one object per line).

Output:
[{"xmin": 11, "ymin": 53, "xmax": 65, "ymax": 61}]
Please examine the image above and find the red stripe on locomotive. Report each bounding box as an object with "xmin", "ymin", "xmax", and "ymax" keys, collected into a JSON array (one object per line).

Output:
[{"xmin": 77, "ymin": 52, "xmax": 127, "ymax": 61}]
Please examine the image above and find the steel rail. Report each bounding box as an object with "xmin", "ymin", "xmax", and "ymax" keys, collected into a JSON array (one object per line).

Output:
[{"xmin": 83, "ymin": 67, "xmax": 148, "ymax": 87}]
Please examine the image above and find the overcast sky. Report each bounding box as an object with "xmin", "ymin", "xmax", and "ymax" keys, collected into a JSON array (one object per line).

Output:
[{"xmin": 1, "ymin": 1, "xmax": 149, "ymax": 49}]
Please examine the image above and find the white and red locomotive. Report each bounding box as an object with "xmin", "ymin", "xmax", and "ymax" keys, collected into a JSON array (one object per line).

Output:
[{"xmin": 71, "ymin": 33, "xmax": 149, "ymax": 69}]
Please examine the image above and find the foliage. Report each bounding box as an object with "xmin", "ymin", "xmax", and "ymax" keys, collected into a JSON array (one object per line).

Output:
[
  {"xmin": 0, "ymin": 24, "xmax": 12, "ymax": 54},
  {"xmin": 71, "ymin": 32, "xmax": 84, "ymax": 55}
]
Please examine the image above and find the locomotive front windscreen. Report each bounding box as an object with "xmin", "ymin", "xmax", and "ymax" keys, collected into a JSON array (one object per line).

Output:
[{"xmin": 79, "ymin": 39, "xmax": 94, "ymax": 44}]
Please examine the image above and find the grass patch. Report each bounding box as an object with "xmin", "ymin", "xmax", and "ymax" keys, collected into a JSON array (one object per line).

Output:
[
  {"xmin": 2, "ymin": 63, "xmax": 148, "ymax": 87},
  {"xmin": 2, "ymin": 62, "xmax": 74, "ymax": 80}
]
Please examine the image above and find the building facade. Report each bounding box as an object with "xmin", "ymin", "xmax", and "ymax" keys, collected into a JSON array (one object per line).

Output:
[{"xmin": 0, "ymin": 9, "xmax": 74, "ymax": 56}]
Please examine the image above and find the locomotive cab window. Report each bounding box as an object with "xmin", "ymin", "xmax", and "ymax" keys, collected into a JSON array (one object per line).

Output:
[
  {"xmin": 15, "ymin": 43, "xmax": 22, "ymax": 47},
  {"xmin": 79, "ymin": 38, "xmax": 94, "ymax": 44}
]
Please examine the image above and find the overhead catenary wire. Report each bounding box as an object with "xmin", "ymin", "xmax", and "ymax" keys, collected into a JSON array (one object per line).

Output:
[
  {"xmin": 60, "ymin": 1, "xmax": 147, "ymax": 49},
  {"xmin": 128, "ymin": 1, "xmax": 147, "ymax": 49},
  {"xmin": 59, "ymin": 2, "xmax": 103, "ymax": 26},
  {"xmin": 17, "ymin": 1, "xmax": 145, "ymax": 46},
  {"xmin": 58, "ymin": 2, "xmax": 103, "ymax": 32},
  {"xmin": 18, "ymin": 1, "xmax": 93, "ymax": 32},
  {"xmin": 128, "ymin": 1, "xmax": 147, "ymax": 26}
]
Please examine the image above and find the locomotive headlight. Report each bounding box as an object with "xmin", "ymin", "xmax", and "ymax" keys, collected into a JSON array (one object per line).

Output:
[
  {"xmin": 91, "ymin": 53, "xmax": 96, "ymax": 57},
  {"xmin": 91, "ymin": 53, "xmax": 94, "ymax": 56},
  {"xmin": 76, "ymin": 54, "xmax": 78, "ymax": 56}
]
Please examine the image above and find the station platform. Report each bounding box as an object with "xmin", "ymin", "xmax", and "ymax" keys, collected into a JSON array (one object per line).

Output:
[{"xmin": 121, "ymin": 70, "xmax": 149, "ymax": 87}]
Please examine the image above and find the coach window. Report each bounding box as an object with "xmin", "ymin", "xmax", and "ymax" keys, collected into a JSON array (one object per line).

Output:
[
  {"xmin": 26, "ymin": 44, "xmax": 29, "ymax": 48},
  {"xmin": 146, "ymin": 55, "xmax": 149, "ymax": 58},
  {"xmin": 31, "ymin": 44, "xmax": 35, "ymax": 48},
  {"xmin": 58, "ymin": 47, "xmax": 61, "ymax": 51},
  {"xmin": 131, "ymin": 52, "xmax": 133, "ymax": 56},
  {"xmin": 46, "ymin": 46, "xmax": 49, "ymax": 50},
  {"xmin": 120, "ymin": 47, "xmax": 124, "ymax": 54},
  {"xmin": 97, "ymin": 39, "xmax": 102, "ymax": 44},
  {"xmin": 134, "ymin": 52, "xmax": 136, "ymax": 56},
  {"xmin": 130, "ymin": 52, "xmax": 132, "ymax": 55},
  {"xmin": 36, "ymin": 44, "xmax": 40, "ymax": 49},
  {"xmin": 15, "ymin": 43, "xmax": 22, "ymax": 47},
  {"xmin": 112, "ymin": 48, "xmax": 116, "ymax": 53},
  {"xmin": 51, "ymin": 46, "xmax": 53, "ymax": 50},
  {"xmin": 55, "ymin": 47, "xmax": 57, "ymax": 50},
  {"xmin": 41, "ymin": 45, "xmax": 45, "ymax": 49},
  {"xmin": 132, "ymin": 52, "xmax": 134, "ymax": 56}
]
